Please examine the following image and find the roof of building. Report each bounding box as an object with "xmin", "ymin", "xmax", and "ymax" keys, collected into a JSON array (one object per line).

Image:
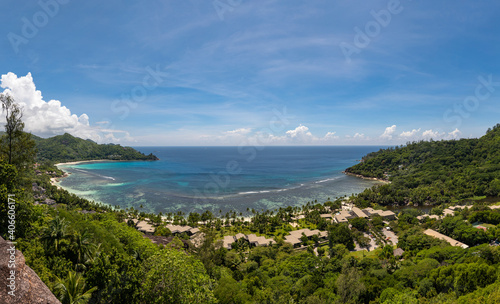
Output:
[
  {"xmin": 363, "ymin": 207, "xmax": 375, "ymax": 214},
  {"xmin": 352, "ymin": 207, "xmax": 368, "ymax": 218},
  {"xmin": 165, "ymin": 224, "xmax": 200, "ymax": 235},
  {"xmin": 416, "ymin": 214, "xmax": 429, "ymax": 221},
  {"xmin": 284, "ymin": 235, "xmax": 301, "ymax": 245},
  {"xmin": 380, "ymin": 210, "xmax": 396, "ymax": 217},
  {"xmin": 334, "ymin": 210, "xmax": 352, "ymax": 223},
  {"xmin": 136, "ymin": 221, "xmax": 155, "ymax": 233},
  {"xmin": 424, "ymin": 229, "xmax": 469, "ymax": 249},
  {"xmin": 284, "ymin": 228, "xmax": 327, "ymax": 245},
  {"xmin": 320, "ymin": 214, "xmax": 333, "ymax": 218},
  {"xmin": 247, "ymin": 234, "xmax": 274, "ymax": 246},
  {"xmin": 222, "ymin": 235, "xmax": 235, "ymax": 249},
  {"xmin": 393, "ymin": 248, "xmax": 405, "ymax": 257},
  {"xmin": 235, "ymin": 233, "xmax": 246, "ymax": 240},
  {"xmin": 443, "ymin": 209, "xmax": 455, "ymax": 216}
]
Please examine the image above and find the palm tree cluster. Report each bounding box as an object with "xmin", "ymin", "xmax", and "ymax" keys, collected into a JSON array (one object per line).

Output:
[{"xmin": 42, "ymin": 216, "xmax": 100, "ymax": 303}]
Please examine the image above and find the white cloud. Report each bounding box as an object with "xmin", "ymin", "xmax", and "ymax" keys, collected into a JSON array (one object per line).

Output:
[
  {"xmin": 447, "ymin": 128, "xmax": 461, "ymax": 139},
  {"xmin": 400, "ymin": 128, "xmax": 421, "ymax": 138},
  {"xmin": 324, "ymin": 131, "xmax": 339, "ymax": 140},
  {"xmin": 422, "ymin": 129, "xmax": 445, "ymax": 139},
  {"xmin": 224, "ymin": 128, "xmax": 252, "ymax": 135},
  {"xmin": 0, "ymin": 72, "xmax": 130, "ymax": 143},
  {"xmin": 285, "ymin": 124, "xmax": 313, "ymax": 139},
  {"xmin": 380, "ymin": 125, "xmax": 397, "ymax": 140},
  {"xmin": 353, "ymin": 133, "xmax": 365, "ymax": 139}
]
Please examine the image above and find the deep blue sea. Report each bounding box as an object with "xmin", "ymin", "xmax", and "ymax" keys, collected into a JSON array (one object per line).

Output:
[{"xmin": 56, "ymin": 146, "xmax": 385, "ymax": 214}]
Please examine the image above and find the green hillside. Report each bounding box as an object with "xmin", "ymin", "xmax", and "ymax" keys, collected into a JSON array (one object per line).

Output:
[
  {"xmin": 347, "ymin": 124, "xmax": 500, "ymax": 207},
  {"xmin": 33, "ymin": 133, "xmax": 158, "ymax": 163}
]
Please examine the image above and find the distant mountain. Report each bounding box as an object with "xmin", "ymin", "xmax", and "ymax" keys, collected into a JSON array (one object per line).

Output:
[
  {"xmin": 346, "ymin": 124, "xmax": 500, "ymax": 206},
  {"xmin": 31, "ymin": 133, "xmax": 159, "ymax": 163}
]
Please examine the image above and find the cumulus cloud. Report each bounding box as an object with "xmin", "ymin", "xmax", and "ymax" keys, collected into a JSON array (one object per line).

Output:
[
  {"xmin": 0, "ymin": 72, "xmax": 130, "ymax": 143},
  {"xmin": 285, "ymin": 124, "xmax": 313, "ymax": 139},
  {"xmin": 224, "ymin": 128, "xmax": 252, "ymax": 135},
  {"xmin": 422, "ymin": 129, "xmax": 445, "ymax": 139},
  {"xmin": 324, "ymin": 131, "xmax": 339, "ymax": 140},
  {"xmin": 380, "ymin": 125, "xmax": 397, "ymax": 140},
  {"xmin": 353, "ymin": 133, "xmax": 365, "ymax": 139},
  {"xmin": 239, "ymin": 125, "xmax": 341, "ymax": 145},
  {"xmin": 448, "ymin": 128, "xmax": 461, "ymax": 139},
  {"xmin": 400, "ymin": 128, "xmax": 421, "ymax": 138},
  {"xmin": 199, "ymin": 124, "xmax": 464, "ymax": 146}
]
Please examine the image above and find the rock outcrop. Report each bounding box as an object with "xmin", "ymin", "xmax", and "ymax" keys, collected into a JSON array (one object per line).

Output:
[{"xmin": 0, "ymin": 236, "xmax": 60, "ymax": 304}]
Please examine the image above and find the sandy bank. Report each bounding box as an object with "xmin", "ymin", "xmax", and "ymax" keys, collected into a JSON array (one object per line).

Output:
[
  {"xmin": 343, "ymin": 171, "xmax": 390, "ymax": 183},
  {"xmin": 55, "ymin": 159, "xmax": 114, "ymax": 167},
  {"xmin": 52, "ymin": 159, "xmax": 114, "ymax": 189}
]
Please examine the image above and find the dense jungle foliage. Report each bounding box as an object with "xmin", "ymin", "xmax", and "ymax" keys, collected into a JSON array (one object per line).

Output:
[
  {"xmin": 32, "ymin": 132, "xmax": 159, "ymax": 162},
  {"xmin": 347, "ymin": 124, "xmax": 500, "ymax": 207},
  {"xmin": 3, "ymin": 95, "xmax": 500, "ymax": 303}
]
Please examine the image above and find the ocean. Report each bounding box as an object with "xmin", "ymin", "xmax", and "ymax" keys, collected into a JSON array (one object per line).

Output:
[{"xmin": 56, "ymin": 146, "xmax": 385, "ymax": 215}]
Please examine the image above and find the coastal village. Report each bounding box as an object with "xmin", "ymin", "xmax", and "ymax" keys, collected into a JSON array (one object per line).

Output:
[
  {"xmin": 120, "ymin": 198, "xmax": 500, "ymax": 256},
  {"xmin": 31, "ymin": 175, "xmax": 499, "ymax": 257}
]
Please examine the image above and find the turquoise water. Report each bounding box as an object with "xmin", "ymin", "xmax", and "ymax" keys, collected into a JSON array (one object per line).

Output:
[{"xmin": 57, "ymin": 146, "xmax": 385, "ymax": 214}]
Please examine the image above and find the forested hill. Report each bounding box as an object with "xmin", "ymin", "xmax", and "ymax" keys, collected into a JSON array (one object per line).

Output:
[
  {"xmin": 32, "ymin": 133, "xmax": 159, "ymax": 162},
  {"xmin": 346, "ymin": 124, "xmax": 500, "ymax": 207}
]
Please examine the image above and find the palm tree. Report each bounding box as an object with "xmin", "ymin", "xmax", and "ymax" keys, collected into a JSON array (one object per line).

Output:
[
  {"xmin": 71, "ymin": 229, "xmax": 96, "ymax": 265},
  {"xmin": 54, "ymin": 271, "xmax": 97, "ymax": 304},
  {"xmin": 42, "ymin": 216, "xmax": 68, "ymax": 252}
]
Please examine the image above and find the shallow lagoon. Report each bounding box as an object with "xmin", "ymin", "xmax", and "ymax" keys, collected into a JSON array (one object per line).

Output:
[{"xmin": 57, "ymin": 146, "xmax": 385, "ymax": 214}]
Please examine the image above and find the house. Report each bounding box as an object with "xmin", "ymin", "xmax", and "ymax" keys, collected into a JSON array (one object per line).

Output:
[
  {"xmin": 351, "ymin": 207, "xmax": 369, "ymax": 218},
  {"xmin": 165, "ymin": 224, "xmax": 200, "ymax": 236},
  {"xmin": 284, "ymin": 228, "xmax": 327, "ymax": 247},
  {"xmin": 189, "ymin": 228, "xmax": 200, "ymax": 235},
  {"xmin": 442, "ymin": 209, "xmax": 455, "ymax": 217},
  {"xmin": 334, "ymin": 210, "xmax": 353, "ymax": 223},
  {"xmin": 342, "ymin": 203, "xmax": 353, "ymax": 211},
  {"xmin": 235, "ymin": 233, "xmax": 246, "ymax": 240},
  {"xmin": 247, "ymin": 234, "xmax": 274, "ymax": 247},
  {"xmin": 223, "ymin": 235, "xmax": 236, "ymax": 250},
  {"xmin": 291, "ymin": 215, "xmax": 306, "ymax": 221},
  {"xmin": 379, "ymin": 210, "xmax": 396, "ymax": 220},
  {"xmin": 284, "ymin": 235, "xmax": 302, "ymax": 247},
  {"xmin": 416, "ymin": 214, "xmax": 428, "ymax": 221},
  {"xmin": 363, "ymin": 208, "xmax": 396, "ymax": 220},
  {"xmin": 136, "ymin": 221, "xmax": 155, "ymax": 234},
  {"xmin": 424, "ymin": 229, "xmax": 469, "ymax": 249},
  {"xmin": 393, "ymin": 248, "xmax": 404, "ymax": 258}
]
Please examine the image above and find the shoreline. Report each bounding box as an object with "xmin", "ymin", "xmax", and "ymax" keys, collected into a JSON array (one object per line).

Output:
[
  {"xmin": 49, "ymin": 159, "xmax": 382, "ymax": 215},
  {"xmin": 342, "ymin": 171, "xmax": 390, "ymax": 184},
  {"xmin": 51, "ymin": 159, "xmax": 118, "ymax": 191},
  {"xmin": 55, "ymin": 159, "xmax": 117, "ymax": 167}
]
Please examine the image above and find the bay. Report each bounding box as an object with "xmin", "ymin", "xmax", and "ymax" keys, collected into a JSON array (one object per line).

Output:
[{"xmin": 56, "ymin": 146, "xmax": 386, "ymax": 214}]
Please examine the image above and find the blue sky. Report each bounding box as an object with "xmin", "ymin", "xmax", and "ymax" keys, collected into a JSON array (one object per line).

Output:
[{"xmin": 1, "ymin": 0, "xmax": 500, "ymax": 145}]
